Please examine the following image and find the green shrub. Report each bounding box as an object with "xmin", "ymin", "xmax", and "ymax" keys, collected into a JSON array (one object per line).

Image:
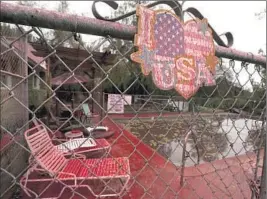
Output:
[{"xmin": 28, "ymin": 89, "xmax": 47, "ymax": 108}]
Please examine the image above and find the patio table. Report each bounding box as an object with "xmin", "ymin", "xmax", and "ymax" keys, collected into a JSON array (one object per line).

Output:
[{"xmin": 64, "ymin": 129, "xmax": 84, "ymax": 139}]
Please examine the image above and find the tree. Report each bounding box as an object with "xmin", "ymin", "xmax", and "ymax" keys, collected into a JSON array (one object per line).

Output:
[
  {"xmin": 255, "ymin": 8, "xmax": 266, "ymax": 20},
  {"xmin": 17, "ymin": 0, "xmax": 38, "ymax": 7},
  {"xmin": 254, "ymin": 8, "xmax": 266, "ymax": 88},
  {"xmin": 102, "ymin": 2, "xmax": 237, "ymax": 99},
  {"xmin": 251, "ymin": 50, "xmax": 266, "ymax": 115},
  {"xmin": 49, "ymin": 1, "xmax": 84, "ymax": 48},
  {"xmin": 1, "ymin": 1, "xmax": 35, "ymax": 38},
  {"xmin": 0, "ymin": 23, "xmax": 22, "ymax": 38},
  {"xmin": 101, "ymin": 1, "xmax": 177, "ymax": 95},
  {"xmin": 252, "ymin": 9, "xmax": 266, "ymax": 115},
  {"xmin": 255, "ymin": 8, "xmax": 266, "ymax": 88},
  {"xmin": 254, "ymin": 9, "xmax": 266, "ymax": 196}
]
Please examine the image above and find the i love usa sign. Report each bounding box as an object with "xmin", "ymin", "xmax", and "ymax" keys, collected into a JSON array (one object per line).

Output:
[{"xmin": 131, "ymin": 5, "xmax": 218, "ymax": 99}]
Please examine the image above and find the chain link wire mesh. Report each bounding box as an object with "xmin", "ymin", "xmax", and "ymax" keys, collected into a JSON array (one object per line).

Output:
[{"xmin": 0, "ymin": 2, "xmax": 266, "ymax": 199}]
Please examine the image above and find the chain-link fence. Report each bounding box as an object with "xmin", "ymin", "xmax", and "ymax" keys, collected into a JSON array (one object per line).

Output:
[
  {"xmin": 0, "ymin": 1, "xmax": 266, "ymax": 199},
  {"xmin": 103, "ymin": 93, "xmax": 191, "ymax": 113}
]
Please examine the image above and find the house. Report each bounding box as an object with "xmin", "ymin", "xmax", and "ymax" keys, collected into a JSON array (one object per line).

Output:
[
  {"xmin": 0, "ymin": 36, "xmax": 47, "ymax": 198},
  {"xmin": 1, "ymin": 37, "xmax": 117, "ymax": 131},
  {"xmin": 29, "ymin": 42, "xmax": 117, "ymax": 119},
  {"xmin": 1, "ymin": 38, "xmax": 47, "ymax": 133},
  {"xmin": 12, "ymin": 38, "xmax": 48, "ymax": 113}
]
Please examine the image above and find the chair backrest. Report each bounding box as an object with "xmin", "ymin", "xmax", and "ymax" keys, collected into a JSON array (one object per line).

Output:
[
  {"xmin": 32, "ymin": 117, "xmax": 42, "ymax": 131},
  {"xmin": 24, "ymin": 125, "xmax": 67, "ymax": 176},
  {"xmin": 82, "ymin": 103, "xmax": 91, "ymax": 116},
  {"xmin": 31, "ymin": 118, "xmax": 61, "ymax": 139}
]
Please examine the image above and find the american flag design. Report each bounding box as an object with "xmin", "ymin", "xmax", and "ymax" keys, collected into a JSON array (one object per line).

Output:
[
  {"xmin": 150, "ymin": 12, "xmax": 184, "ymax": 90},
  {"xmin": 131, "ymin": 6, "xmax": 217, "ymax": 99},
  {"xmin": 152, "ymin": 61, "xmax": 176, "ymax": 90},
  {"xmin": 154, "ymin": 13, "xmax": 185, "ymax": 57}
]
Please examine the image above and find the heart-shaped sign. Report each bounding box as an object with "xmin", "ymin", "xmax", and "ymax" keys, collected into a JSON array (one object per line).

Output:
[{"xmin": 131, "ymin": 5, "xmax": 218, "ymax": 99}]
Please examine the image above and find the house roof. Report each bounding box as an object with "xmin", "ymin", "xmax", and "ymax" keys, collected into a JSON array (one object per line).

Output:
[
  {"xmin": 2, "ymin": 38, "xmax": 117, "ymax": 72},
  {"xmin": 12, "ymin": 40, "xmax": 47, "ymax": 70},
  {"xmin": 1, "ymin": 38, "xmax": 46, "ymax": 70},
  {"xmin": 51, "ymin": 72, "xmax": 89, "ymax": 85},
  {"xmin": 30, "ymin": 42, "xmax": 117, "ymax": 67}
]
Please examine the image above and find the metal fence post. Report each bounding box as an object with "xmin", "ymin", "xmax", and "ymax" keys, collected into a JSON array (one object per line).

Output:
[
  {"xmin": 259, "ymin": 61, "xmax": 267, "ymax": 199},
  {"xmin": 0, "ymin": 2, "xmax": 266, "ymax": 199},
  {"xmin": 260, "ymin": 143, "xmax": 266, "ymax": 199}
]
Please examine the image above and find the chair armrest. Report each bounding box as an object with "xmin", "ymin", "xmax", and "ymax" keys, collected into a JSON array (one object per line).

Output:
[
  {"xmin": 56, "ymin": 171, "xmax": 77, "ymax": 185},
  {"xmin": 52, "ymin": 138, "xmax": 68, "ymax": 144},
  {"xmin": 65, "ymin": 152, "xmax": 86, "ymax": 160}
]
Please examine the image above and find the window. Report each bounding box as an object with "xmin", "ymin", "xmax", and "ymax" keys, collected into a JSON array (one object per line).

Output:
[
  {"xmin": 33, "ymin": 75, "xmax": 40, "ymax": 89},
  {"xmin": 39, "ymin": 71, "xmax": 45, "ymax": 79},
  {"xmin": 1, "ymin": 74, "xmax": 12, "ymax": 89}
]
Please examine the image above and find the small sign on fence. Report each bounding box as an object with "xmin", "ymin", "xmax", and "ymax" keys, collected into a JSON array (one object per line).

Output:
[
  {"xmin": 107, "ymin": 94, "xmax": 124, "ymax": 114},
  {"xmin": 131, "ymin": 5, "xmax": 218, "ymax": 99},
  {"xmin": 123, "ymin": 95, "xmax": 132, "ymax": 105}
]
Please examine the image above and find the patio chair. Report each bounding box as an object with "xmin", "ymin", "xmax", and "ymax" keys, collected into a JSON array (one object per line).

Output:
[
  {"xmin": 20, "ymin": 125, "xmax": 130, "ymax": 198},
  {"xmin": 31, "ymin": 118, "xmax": 65, "ymax": 140},
  {"xmin": 32, "ymin": 117, "xmax": 113, "ymax": 141},
  {"xmin": 56, "ymin": 137, "xmax": 111, "ymax": 157},
  {"xmin": 29, "ymin": 124, "xmax": 111, "ymax": 158},
  {"xmin": 80, "ymin": 103, "xmax": 108, "ymax": 131}
]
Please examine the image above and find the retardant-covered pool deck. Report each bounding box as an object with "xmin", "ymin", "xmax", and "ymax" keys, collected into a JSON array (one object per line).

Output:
[{"xmin": 20, "ymin": 113, "xmax": 261, "ymax": 199}]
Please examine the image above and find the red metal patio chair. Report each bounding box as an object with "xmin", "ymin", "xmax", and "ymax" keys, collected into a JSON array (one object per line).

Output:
[{"xmin": 20, "ymin": 125, "xmax": 130, "ymax": 198}]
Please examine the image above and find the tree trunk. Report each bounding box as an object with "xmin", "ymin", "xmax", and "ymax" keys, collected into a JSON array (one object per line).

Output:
[{"xmin": 92, "ymin": 66, "xmax": 103, "ymax": 125}]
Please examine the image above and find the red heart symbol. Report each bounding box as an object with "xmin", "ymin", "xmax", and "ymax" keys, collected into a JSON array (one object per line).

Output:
[
  {"xmin": 131, "ymin": 6, "xmax": 217, "ymax": 99},
  {"xmin": 174, "ymin": 19, "xmax": 216, "ymax": 99},
  {"xmin": 184, "ymin": 19, "xmax": 215, "ymax": 59}
]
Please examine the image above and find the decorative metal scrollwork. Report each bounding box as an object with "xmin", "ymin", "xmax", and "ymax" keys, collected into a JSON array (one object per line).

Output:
[
  {"xmin": 229, "ymin": 59, "xmax": 235, "ymax": 67},
  {"xmin": 92, "ymin": 1, "xmax": 183, "ymax": 22},
  {"xmin": 92, "ymin": 1, "xmax": 234, "ymax": 48}
]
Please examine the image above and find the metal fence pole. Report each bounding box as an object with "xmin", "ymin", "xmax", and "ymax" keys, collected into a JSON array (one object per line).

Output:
[
  {"xmin": 260, "ymin": 65, "xmax": 267, "ymax": 198},
  {"xmin": 0, "ymin": 2, "xmax": 266, "ymax": 66},
  {"xmin": 0, "ymin": 2, "xmax": 267, "ymax": 199},
  {"xmin": 260, "ymin": 143, "xmax": 266, "ymax": 199}
]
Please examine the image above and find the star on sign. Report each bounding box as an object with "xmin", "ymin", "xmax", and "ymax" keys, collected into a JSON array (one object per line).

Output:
[
  {"xmin": 140, "ymin": 46, "xmax": 154, "ymax": 66},
  {"xmin": 198, "ymin": 18, "xmax": 209, "ymax": 36},
  {"xmin": 205, "ymin": 53, "xmax": 218, "ymax": 74}
]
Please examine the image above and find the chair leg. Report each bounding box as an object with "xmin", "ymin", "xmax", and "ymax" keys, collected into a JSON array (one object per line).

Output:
[
  {"xmin": 117, "ymin": 176, "xmax": 130, "ymax": 197},
  {"xmin": 83, "ymin": 116, "xmax": 87, "ymax": 124},
  {"xmin": 89, "ymin": 176, "xmax": 130, "ymax": 198},
  {"xmin": 20, "ymin": 174, "xmax": 39, "ymax": 198}
]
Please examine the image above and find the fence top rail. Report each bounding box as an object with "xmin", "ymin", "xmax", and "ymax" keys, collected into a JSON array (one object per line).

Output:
[{"xmin": 0, "ymin": 2, "xmax": 266, "ymax": 66}]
